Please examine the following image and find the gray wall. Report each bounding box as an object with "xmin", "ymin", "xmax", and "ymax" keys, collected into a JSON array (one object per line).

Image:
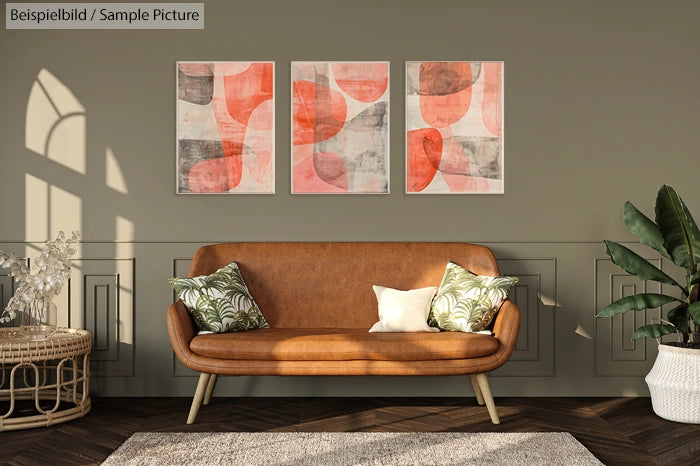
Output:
[{"xmin": 1, "ymin": 0, "xmax": 699, "ymax": 396}]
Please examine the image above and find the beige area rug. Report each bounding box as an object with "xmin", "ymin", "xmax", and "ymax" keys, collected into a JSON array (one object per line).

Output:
[{"xmin": 102, "ymin": 432, "xmax": 603, "ymax": 465}]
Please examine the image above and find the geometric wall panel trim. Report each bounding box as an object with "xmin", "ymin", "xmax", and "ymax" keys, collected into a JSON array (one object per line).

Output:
[
  {"xmin": 4, "ymin": 240, "xmax": 685, "ymax": 396},
  {"xmin": 0, "ymin": 273, "xmax": 13, "ymax": 314},
  {"xmin": 491, "ymin": 258, "xmax": 556, "ymax": 377},
  {"xmin": 0, "ymin": 258, "xmax": 27, "ymax": 326},
  {"xmin": 594, "ymin": 257, "xmax": 665, "ymax": 377},
  {"xmin": 69, "ymin": 258, "xmax": 135, "ymax": 377},
  {"xmin": 0, "ymin": 271, "xmax": 17, "ymax": 322},
  {"xmin": 171, "ymin": 258, "xmax": 199, "ymax": 377},
  {"xmin": 86, "ymin": 277, "xmax": 118, "ymax": 358}
]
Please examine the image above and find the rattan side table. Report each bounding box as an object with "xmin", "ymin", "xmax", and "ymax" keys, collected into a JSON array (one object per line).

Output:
[{"xmin": 0, "ymin": 327, "xmax": 91, "ymax": 431}]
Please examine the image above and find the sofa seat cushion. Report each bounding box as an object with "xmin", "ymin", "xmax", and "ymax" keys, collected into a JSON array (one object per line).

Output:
[{"xmin": 189, "ymin": 328, "xmax": 500, "ymax": 361}]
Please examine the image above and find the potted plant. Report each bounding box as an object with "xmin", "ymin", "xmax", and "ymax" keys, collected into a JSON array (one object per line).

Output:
[{"xmin": 597, "ymin": 184, "xmax": 700, "ymax": 423}]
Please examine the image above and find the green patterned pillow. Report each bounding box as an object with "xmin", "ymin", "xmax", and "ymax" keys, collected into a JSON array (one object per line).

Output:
[
  {"xmin": 169, "ymin": 261, "xmax": 269, "ymax": 334},
  {"xmin": 429, "ymin": 261, "xmax": 518, "ymax": 333}
]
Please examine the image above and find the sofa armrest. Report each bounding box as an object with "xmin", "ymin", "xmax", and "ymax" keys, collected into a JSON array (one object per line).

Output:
[
  {"xmin": 491, "ymin": 299, "xmax": 520, "ymax": 360},
  {"xmin": 167, "ymin": 299, "xmax": 196, "ymax": 367}
]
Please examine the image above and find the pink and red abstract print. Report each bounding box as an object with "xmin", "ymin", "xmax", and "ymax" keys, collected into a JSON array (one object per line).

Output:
[
  {"xmin": 406, "ymin": 61, "xmax": 503, "ymax": 194},
  {"xmin": 177, "ymin": 62, "xmax": 274, "ymax": 193},
  {"xmin": 292, "ymin": 61, "xmax": 389, "ymax": 194}
]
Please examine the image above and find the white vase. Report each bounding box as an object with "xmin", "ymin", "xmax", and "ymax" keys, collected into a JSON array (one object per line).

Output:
[{"xmin": 645, "ymin": 343, "xmax": 700, "ymax": 424}]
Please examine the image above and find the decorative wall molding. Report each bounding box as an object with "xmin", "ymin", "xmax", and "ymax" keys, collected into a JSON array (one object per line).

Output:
[
  {"xmin": 172, "ymin": 258, "xmax": 199, "ymax": 377},
  {"xmin": 492, "ymin": 259, "xmax": 556, "ymax": 377},
  {"xmin": 69, "ymin": 258, "xmax": 135, "ymax": 377},
  {"xmin": 0, "ymin": 258, "xmax": 27, "ymax": 324},
  {"xmin": 595, "ymin": 258, "xmax": 662, "ymax": 377},
  {"xmin": 2, "ymin": 242, "xmax": 665, "ymax": 395},
  {"xmin": 0, "ymin": 274, "xmax": 15, "ymax": 314}
]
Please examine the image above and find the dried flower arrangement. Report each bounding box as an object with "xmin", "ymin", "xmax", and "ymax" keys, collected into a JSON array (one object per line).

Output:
[{"xmin": 0, "ymin": 231, "xmax": 80, "ymax": 325}]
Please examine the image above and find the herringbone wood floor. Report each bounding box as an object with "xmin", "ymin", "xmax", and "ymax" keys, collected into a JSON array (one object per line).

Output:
[{"xmin": 2, "ymin": 397, "xmax": 699, "ymax": 465}]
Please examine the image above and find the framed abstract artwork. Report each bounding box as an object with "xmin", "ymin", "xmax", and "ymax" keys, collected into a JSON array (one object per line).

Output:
[
  {"xmin": 176, "ymin": 61, "xmax": 275, "ymax": 194},
  {"xmin": 405, "ymin": 61, "xmax": 504, "ymax": 194},
  {"xmin": 291, "ymin": 61, "xmax": 390, "ymax": 194}
]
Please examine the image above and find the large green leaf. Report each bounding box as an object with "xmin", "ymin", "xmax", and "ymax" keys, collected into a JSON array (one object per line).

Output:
[
  {"xmin": 667, "ymin": 304, "xmax": 688, "ymax": 333},
  {"xmin": 632, "ymin": 324, "xmax": 678, "ymax": 339},
  {"xmin": 604, "ymin": 240, "xmax": 682, "ymax": 288},
  {"xmin": 597, "ymin": 293, "xmax": 678, "ymax": 317},
  {"xmin": 623, "ymin": 201, "xmax": 672, "ymax": 260},
  {"xmin": 655, "ymin": 185, "xmax": 700, "ymax": 270},
  {"xmin": 689, "ymin": 302, "xmax": 700, "ymax": 326}
]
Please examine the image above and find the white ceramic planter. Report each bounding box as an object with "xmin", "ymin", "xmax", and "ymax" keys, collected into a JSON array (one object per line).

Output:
[{"xmin": 645, "ymin": 343, "xmax": 700, "ymax": 424}]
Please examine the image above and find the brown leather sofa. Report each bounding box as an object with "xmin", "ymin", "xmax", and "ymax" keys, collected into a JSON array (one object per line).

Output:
[{"xmin": 167, "ymin": 242, "xmax": 520, "ymax": 424}]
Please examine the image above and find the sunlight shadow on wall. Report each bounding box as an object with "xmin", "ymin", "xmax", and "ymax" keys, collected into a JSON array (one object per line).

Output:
[
  {"xmin": 574, "ymin": 324, "xmax": 593, "ymax": 340},
  {"xmin": 25, "ymin": 173, "xmax": 49, "ymax": 242},
  {"xmin": 23, "ymin": 68, "xmax": 134, "ymax": 365},
  {"xmin": 116, "ymin": 215, "xmax": 134, "ymax": 272},
  {"xmin": 50, "ymin": 185, "xmax": 82, "ymax": 236},
  {"xmin": 26, "ymin": 68, "xmax": 86, "ymax": 175},
  {"xmin": 538, "ymin": 293, "xmax": 562, "ymax": 308},
  {"xmin": 106, "ymin": 147, "xmax": 129, "ymax": 195}
]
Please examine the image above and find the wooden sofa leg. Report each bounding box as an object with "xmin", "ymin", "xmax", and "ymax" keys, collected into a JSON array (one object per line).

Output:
[
  {"xmin": 187, "ymin": 373, "xmax": 212, "ymax": 425},
  {"xmin": 469, "ymin": 375, "xmax": 485, "ymax": 405},
  {"xmin": 203, "ymin": 374, "xmax": 218, "ymax": 406},
  {"xmin": 474, "ymin": 373, "xmax": 500, "ymax": 424}
]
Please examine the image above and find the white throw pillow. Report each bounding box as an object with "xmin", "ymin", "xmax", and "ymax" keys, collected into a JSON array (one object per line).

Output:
[{"xmin": 369, "ymin": 285, "xmax": 439, "ymax": 333}]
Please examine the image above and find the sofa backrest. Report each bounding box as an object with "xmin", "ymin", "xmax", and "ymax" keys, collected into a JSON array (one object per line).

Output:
[{"xmin": 187, "ymin": 242, "xmax": 500, "ymax": 329}]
